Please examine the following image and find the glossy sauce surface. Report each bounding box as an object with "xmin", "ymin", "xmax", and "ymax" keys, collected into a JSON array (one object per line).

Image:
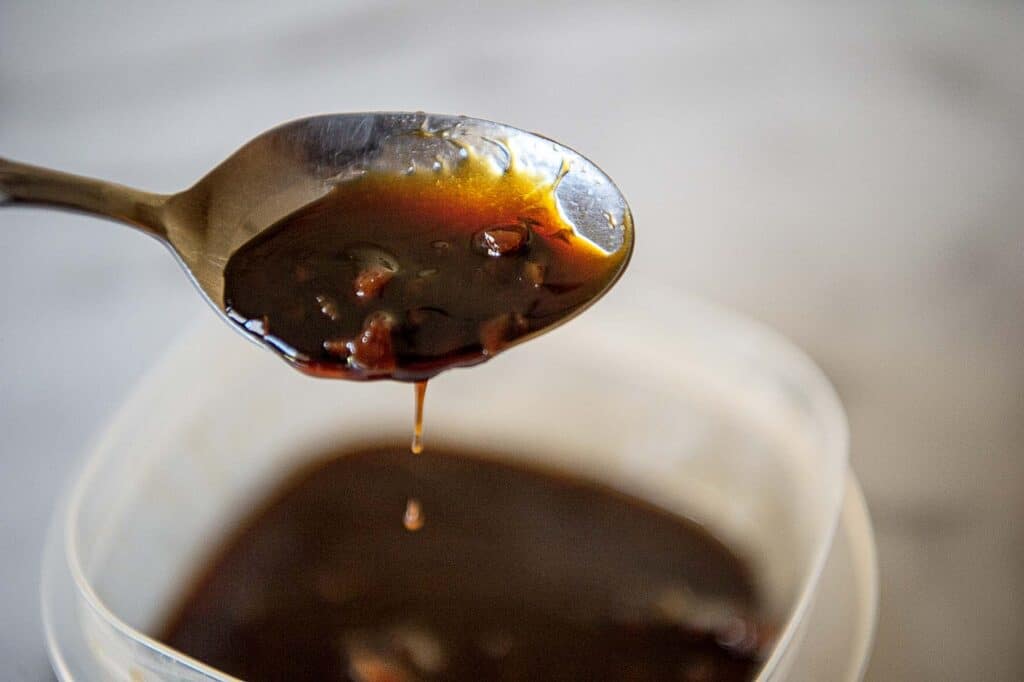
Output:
[
  {"xmin": 223, "ymin": 158, "xmax": 629, "ymax": 381},
  {"xmin": 159, "ymin": 445, "xmax": 770, "ymax": 682}
]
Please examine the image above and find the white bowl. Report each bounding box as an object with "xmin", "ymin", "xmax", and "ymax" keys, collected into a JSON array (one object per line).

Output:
[{"xmin": 42, "ymin": 280, "xmax": 876, "ymax": 680}]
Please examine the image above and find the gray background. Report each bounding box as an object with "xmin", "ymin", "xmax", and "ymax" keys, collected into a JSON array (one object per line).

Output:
[{"xmin": 2, "ymin": 1, "xmax": 1022, "ymax": 679}]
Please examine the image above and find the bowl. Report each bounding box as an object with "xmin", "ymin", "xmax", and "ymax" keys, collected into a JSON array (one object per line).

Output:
[{"xmin": 41, "ymin": 279, "xmax": 868, "ymax": 680}]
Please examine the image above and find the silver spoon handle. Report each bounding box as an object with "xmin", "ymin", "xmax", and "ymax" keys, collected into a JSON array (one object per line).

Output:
[{"xmin": 0, "ymin": 157, "xmax": 168, "ymax": 238}]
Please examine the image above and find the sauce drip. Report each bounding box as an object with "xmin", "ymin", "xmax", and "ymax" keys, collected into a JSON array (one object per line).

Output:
[
  {"xmin": 411, "ymin": 381, "xmax": 427, "ymax": 455},
  {"xmin": 408, "ymin": 381, "xmax": 429, "ymax": 529}
]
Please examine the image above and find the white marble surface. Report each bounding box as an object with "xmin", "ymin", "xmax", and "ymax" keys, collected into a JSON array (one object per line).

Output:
[{"xmin": 2, "ymin": 1, "xmax": 1022, "ymax": 679}]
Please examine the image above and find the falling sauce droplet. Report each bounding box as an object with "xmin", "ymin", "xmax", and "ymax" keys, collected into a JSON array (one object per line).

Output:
[
  {"xmin": 403, "ymin": 498, "xmax": 425, "ymax": 532},
  {"xmin": 411, "ymin": 380, "xmax": 427, "ymax": 455}
]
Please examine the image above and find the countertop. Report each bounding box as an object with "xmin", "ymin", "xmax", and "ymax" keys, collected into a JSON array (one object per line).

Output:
[{"xmin": 2, "ymin": 1, "xmax": 1023, "ymax": 679}]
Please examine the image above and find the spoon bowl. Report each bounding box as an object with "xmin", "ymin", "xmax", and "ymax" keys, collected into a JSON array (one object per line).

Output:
[{"xmin": 1, "ymin": 113, "xmax": 633, "ymax": 377}]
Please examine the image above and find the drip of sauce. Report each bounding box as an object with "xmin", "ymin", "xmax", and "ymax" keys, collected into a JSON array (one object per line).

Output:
[
  {"xmin": 411, "ymin": 381, "xmax": 427, "ymax": 455},
  {"xmin": 158, "ymin": 445, "xmax": 771, "ymax": 682},
  {"xmin": 407, "ymin": 381, "xmax": 429, "ymax": 529}
]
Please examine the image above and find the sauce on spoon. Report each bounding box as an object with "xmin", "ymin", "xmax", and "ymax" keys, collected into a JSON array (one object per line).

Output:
[{"xmin": 222, "ymin": 152, "xmax": 628, "ymax": 383}]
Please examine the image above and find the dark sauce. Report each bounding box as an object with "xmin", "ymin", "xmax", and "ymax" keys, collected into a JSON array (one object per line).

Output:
[
  {"xmin": 223, "ymin": 158, "xmax": 628, "ymax": 382},
  {"xmin": 159, "ymin": 445, "xmax": 770, "ymax": 682}
]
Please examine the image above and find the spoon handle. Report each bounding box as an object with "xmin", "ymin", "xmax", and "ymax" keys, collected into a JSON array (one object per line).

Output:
[{"xmin": 0, "ymin": 157, "xmax": 168, "ymax": 238}]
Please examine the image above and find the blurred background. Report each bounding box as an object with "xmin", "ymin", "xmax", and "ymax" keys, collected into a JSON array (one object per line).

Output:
[{"xmin": 1, "ymin": 1, "xmax": 1022, "ymax": 679}]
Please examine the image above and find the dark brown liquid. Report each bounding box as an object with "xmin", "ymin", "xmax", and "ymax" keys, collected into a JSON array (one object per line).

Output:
[
  {"xmin": 159, "ymin": 445, "xmax": 770, "ymax": 681},
  {"xmin": 223, "ymin": 159, "xmax": 628, "ymax": 382}
]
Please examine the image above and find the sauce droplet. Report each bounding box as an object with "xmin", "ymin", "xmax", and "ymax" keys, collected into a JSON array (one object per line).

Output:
[
  {"xmin": 403, "ymin": 498, "xmax": 425, "ymax": 532},
  {"xmin": 411, "ymin": 380, "xmax": 427, "ymax": 455}
]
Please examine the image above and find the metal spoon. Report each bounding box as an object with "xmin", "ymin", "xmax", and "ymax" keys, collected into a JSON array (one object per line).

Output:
[{"xmin": 0, "ymin": 112, "xmax": 633, "ymax": 373}]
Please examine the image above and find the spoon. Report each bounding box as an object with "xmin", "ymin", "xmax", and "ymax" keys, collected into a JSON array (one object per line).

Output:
[{"xmin": 0, "ymin": 112, "xmax": 633, "ymax": 379}]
